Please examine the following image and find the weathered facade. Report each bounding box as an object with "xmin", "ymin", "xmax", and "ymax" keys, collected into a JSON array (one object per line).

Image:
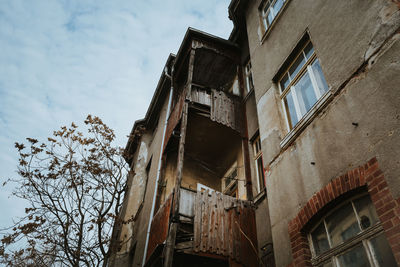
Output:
[{"xmin": 110, "ymin": 0, "xmax": 400, "ymax": 266}]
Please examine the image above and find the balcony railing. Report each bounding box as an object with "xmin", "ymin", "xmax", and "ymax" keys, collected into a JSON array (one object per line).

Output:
[{"xmin": 147, "ymin": 188, "xmax": 258, "ymax": 266}]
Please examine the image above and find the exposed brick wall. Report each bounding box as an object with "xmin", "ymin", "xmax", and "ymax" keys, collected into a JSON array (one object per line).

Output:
[{"xmin": 287, "ymin": 157, "xmax": 400, "ymax": 266}]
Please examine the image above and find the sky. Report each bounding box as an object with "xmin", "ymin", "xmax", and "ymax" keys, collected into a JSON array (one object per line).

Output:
[{"xmin": 0, "ymin": 0, "xmax": 232, "ymax": 229}]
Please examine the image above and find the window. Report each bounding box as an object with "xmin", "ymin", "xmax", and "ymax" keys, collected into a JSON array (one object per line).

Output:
[
  {"xmin": 252, "ymin": 135, "xmax": 265, "ymax": 193},
  {"xmin": 279, "ymin": 41, "xmax": 329, "ymax": 130},
  {"xmin": 244, "ymin": 60, "xmax": 254, "ymax": 93},
  {"xmin": 223, "ymin": 164, "xmax": 239, "ymax": 198},
  {"xmin": 308, "ymin": 194, "xmax": 397, "ymax": 267},
  {"xmin": 261, "ymin": 0, "xmax": 286, "ymax": 31}
]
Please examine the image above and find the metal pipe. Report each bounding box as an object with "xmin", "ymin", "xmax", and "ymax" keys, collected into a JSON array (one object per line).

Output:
[{"xmin": 141, "ymin": 64, "xmax": 174, "ymax": 267}]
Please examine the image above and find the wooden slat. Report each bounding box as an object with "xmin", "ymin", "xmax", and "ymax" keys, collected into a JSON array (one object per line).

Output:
[
  {"xmin": 216, "ymin": 192, "xmax": 223, "ymax": 255},
  {"xmin": 200, "ymin": 189, "xmax": 209, "ymax": 252},
  {"xmin": 209, "ymin": 191, "xmax": 217, "ymax": 253},
  {"xmin": 193, "ymin": 191, "xmax": 202, "ymax": 252}
]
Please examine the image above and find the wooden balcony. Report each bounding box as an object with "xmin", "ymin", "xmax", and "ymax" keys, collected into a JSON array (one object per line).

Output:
[{"xmin": 146, "ymin": 188, "xmax": 258, "ymax": 267}]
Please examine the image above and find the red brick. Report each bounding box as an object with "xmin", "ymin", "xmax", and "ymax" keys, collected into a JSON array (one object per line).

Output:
[
  {"xmin": 323, "ymin": 187, "xmax": 331, "ymax": 203},
  {"xmin": 317, "ymin": 191, "xmax": 324, "ymax": 207},
  {"xmin": 310, "ymin": 197, "xmax": 317, "ymax": 215},
  {"xmin": 313, "ymin": 195, "xmax": 320, "ymax": 211},
  {"xmin": 382, "ymin": 220, "xmax": 394, "ymax": 230},
  {"xmin": 389, "ymin": 234, "xmax": 400, "ymax": 246},
  {"xmin": 386, "ymin": 224, "xmax": 400, "ymax": 238},
  {"xmin": 373, "ymin": 169, "xmax": 383, "ymax": 178},
  {"xmin": 391, "ymin": 216, "xmax": 400, "ymax": 226},
  {"xmin": 368, "ymin": 157, "xmax": 378, "ymax": 167},
  {"xmin": 378, "ymin": 180, "xmax": 389, "ymax": 191},
  {"xmin": 327, "ymin": 183, "xmax": 334, "ymax": 200},
  {"xmin": 376, "ymin": 201, "xmax": 396, "ymax": 217},
  {"xmin": 380, "ymin": 210, "xmax": 396, "ymax": 222},
  {"xmin": 340, "ymin": 175, "xmax": 346, "ymax": 193},
  {"xmin": 332, "ymin": 180, "xmax": 339, "ymax": 197},
  {"xmin": 392, "ymin": 243, "xmax": 400, "ymax": 253},
  {"xmin": 368, "ymin": 175, "xmax": 384, "ymax": 188},
  {"xmin": 304, "ymin": 205, "xmax": 312, "ymax": 220},
  {"xmin": 365, "ymin": 163, "xmax": 378, "ymax": 177},
  {"xmin": 374, "ymin": 199, "xmax": 385, "ymax": 210},
  {"xmin": 360, "ymin": 172, "xmax": 366, "ymax": 186}
]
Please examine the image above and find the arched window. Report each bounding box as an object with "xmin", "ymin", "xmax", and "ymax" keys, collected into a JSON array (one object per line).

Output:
[{"xmin": 308, "ymin": 193, "xmax": 397, "ymax": 267}]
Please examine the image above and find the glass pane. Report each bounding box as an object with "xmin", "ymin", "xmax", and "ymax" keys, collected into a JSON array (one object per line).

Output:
[
  {"xmin": 263, "ymin": 0, "xmax": 271, "ymax": 13},
  {"xmin": 267, "ymin": 10, "xmax": 274, "ymax": 25},
  {"xmin": 312, "ymin": 59, "xmax": 329, "ymax": 95},
  {"xmin": 273, "ymin": 0, "xmax": 284, "ymax": 14},
  {"xmin": 326, "ymin": 202, "xmax": 361, "ymax": 246},
  {"xmin": 280, "ymin": 73, "xmax": 290, "ymax": 91},
  {"xmin": 337, "ymin": 244, "xmax": 371, "ymax": 267},
  {"xmin": 304, "ymin": 42, "xmax": 314, "ymax": 59},
  {"xmin": 353, "ymin": 195, "xmax": 379, "ymax": 230},
  {"xmin": 311, "ymin": 222, "xmax": 330, "ymax": 255},
  {"xmin": 370, "ymin": 233, "xmax": 397, "ymax": 267},
  {"xmin": 294, "ymin": 71, "xmax": 317, "ymax": 113},
  {"xmin": 284, "ymin": 90, "xmax": 298, "ymax": 128},
  {"xmin": 289, "ymin": 54, "xmax": 306, "ymax": 79},
  {"xmin": 257, "ymin": 157, "xmax": 265, "ymax": 190}
]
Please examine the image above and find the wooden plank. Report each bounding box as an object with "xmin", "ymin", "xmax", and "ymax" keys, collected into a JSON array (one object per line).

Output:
[
  {"xmin": 216, "ymin": 192, "xmax": 223, "ymax": 255},
  {"xmin": 146, "ymin": 193, "xmax": 173, "ymax": 261},
  {"xmin": 209, "ymin": 191, "xmax": 217, "ymax": 253},
  {"xmin": 193, "ymin": 191, "xmax": 202, "ymax": 252},
  {"xmin": 224, "ymin": 195, "xmax": 231, "ymax": 257},
  {"xmin": 200, "ymin": 189, "xmax": 209, "ymax": 252}
]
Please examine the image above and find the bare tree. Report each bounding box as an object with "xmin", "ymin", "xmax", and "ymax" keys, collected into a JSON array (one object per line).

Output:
[{"xmin": 0, "ymin": 115, "xmax": 128, "ymax": 267}]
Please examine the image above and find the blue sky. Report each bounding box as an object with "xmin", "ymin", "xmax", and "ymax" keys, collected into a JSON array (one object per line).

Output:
[{"xmin": 0, "ymin": 0, "xmax": 232, "ymax": 228}]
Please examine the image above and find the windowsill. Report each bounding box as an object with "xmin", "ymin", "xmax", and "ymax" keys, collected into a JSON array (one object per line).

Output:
[
  {"xmin": 280, "ymin": 90, "xmax": 333, "ymax": 150},
  {"xmin": 260, "ymin": 0, "xmax": 291, "ymax": 44},
  {"xmin": 253, "ymin": 188, "xmax": 266, "ymax": 206}
]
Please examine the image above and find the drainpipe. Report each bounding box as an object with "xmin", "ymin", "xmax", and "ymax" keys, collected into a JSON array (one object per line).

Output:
[{"xmin": 142, "ymin": 64, "xmax": 174, "ymax": 267}]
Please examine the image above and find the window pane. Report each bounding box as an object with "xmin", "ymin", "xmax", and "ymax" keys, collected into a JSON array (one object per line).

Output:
[
  {"xmin": 337, "ymin": 244, "xmax": 371, "ymax": 267},
  {"xmin": 304, "ymin": 42, "xmax": 314, "ymax": 60},
  {"xmin": 263, "ymin": 1, "xmax": 271, "ymax": 13},
  {"xmin": 369, "ymin": 233, "xmax": 397, "ymax": 267},
  {"xmin": 273, "ymin": 0, "xmax": 284, "ymax": 14},
  {"xmin": 294, "ymin": 71, "xmax": 317, "ymax": 113},
  {"xmin": 353, "ymin": 195, "xmax": 379, "ymax": 230},
  {"xmin": 267, "ymin": 10, "xmax": 274, "ymax": 25},
  {"xmin": 311, "ymin": 222, "xmax": 330, "ymax": 255},
  {"xmin": 284, "ymin": 91, "xmax": 298, "ymax": 128},
  {"xmin": 326, "ymin": 203, "xmax": 361, "ymax": 246},
  {"xmin": 257, "ymin": 157, "xmax": 265, "ymax": 190},
  {"xmin": 280, "ymin": 73, "xmax": 290, "ymax": 91},
  {"xmin": 312, "ymin": 59, "xmax": 329, "ymax": 95},
  {"xmin": 289, "ymin": 54, "xmax": 306, "ymax": 79}
]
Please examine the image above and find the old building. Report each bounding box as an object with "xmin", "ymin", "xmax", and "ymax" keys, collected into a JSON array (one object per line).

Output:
[{"xmin": 110, "ymin": 0, "xmax": 400, "ymax": 266}]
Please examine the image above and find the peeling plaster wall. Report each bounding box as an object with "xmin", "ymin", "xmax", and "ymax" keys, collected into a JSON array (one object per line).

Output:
[
  {"xmin": 245, "ymin": 0, "xmax": 400, "ymax": 266},
  {"xmin": 130, "ymin": 97, "xmax": 170, "ymax": 267}
]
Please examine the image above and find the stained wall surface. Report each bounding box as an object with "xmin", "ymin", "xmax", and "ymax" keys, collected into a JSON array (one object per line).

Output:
[{"xmin": 244, "ymin": 0, "xmax": 400, "ymax": 266}]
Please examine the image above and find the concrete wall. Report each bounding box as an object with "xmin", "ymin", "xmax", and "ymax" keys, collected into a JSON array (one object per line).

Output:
[{"xmin": 245, "ymin": 0, "xmax": 400, "ymax": 266}]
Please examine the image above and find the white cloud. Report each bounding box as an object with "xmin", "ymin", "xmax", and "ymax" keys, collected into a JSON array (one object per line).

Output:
[{"xmin": 0, "ymin": 0, "xmax": 232, "ymax": 228}]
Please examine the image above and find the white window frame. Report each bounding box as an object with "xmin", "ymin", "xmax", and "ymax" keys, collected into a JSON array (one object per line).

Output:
[
  {"xmin": 252, "ymin": 135, "xmax": 265, "ymax": 193},
  {"xmin": 307, "ymin": 193, "xmax": 395, "ymax": 267},
  {"xmin": 261, "ymin": 0, "xmax": 286, "ymax": 32},
  {"xmin": 279, "ymin": 40, "xmax": 329, "ymax": 131},
  {"xmin": 244, "ymin": 60, "xmax": 254, "ymax": 94},
  {"xmin": 223, "ymin": 162, "xmax": 238, "ymax": 193}
]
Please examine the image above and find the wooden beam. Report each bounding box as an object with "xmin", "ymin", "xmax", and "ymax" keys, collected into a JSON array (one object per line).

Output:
[{"xmin": 163, "ymin": 47, "xmax": 196, "ymax": 267}]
